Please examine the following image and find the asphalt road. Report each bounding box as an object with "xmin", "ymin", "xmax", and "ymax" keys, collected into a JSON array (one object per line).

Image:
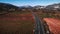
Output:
[{"xmin": 32, "ymin": 12, "xmax": 45, "ymax": 34}]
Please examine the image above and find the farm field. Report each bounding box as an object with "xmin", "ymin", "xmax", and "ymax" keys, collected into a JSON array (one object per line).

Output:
[
  {"xmin": 43, "ymin": 18, "xmax": 60, "ymax": 34},
  {"xmin": 0, "ymin": 14, "xmax": 34, "ymax": 34},
  {"xmin": 0, "ymin": 1, "xmax": 60, "ymax": 34}
]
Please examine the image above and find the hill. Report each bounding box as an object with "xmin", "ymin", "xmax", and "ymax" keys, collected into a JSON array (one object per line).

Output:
[{"xmin": 0, "ymin": 3, "xmax": 19, "ymax": 15}]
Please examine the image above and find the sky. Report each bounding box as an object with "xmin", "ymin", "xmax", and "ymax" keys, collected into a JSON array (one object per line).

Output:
[{"xmin": 0, "ymin": 0, "xmax": 60, "ymax": 6}]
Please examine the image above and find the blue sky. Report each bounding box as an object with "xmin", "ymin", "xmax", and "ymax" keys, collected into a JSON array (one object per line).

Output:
[{"xmin": 0, "ymin": 0, "xmax": 60, "ymax": 6}]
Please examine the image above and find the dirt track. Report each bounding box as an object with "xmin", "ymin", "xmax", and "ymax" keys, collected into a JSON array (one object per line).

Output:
[{"xmin": 43, "ymin": 18, "xmax": 60, "ymax": 34}]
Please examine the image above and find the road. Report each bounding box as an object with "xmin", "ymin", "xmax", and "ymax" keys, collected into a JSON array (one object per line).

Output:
[{"xmin": 32, "ymin": 12, "xmax": 45, "ymax": 34}]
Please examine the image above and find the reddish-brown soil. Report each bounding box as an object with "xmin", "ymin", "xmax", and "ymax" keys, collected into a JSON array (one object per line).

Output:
[
  {"xmin": 0, "ymin": 14, "xmax": 34, "ymax": 21},
  {"xmin": 0, "ymin": 14, "xmax": 34, "ymax": 34},
  {"xmin": 43, "ymin": 18, "xmax": 60, "ymax": 34}
]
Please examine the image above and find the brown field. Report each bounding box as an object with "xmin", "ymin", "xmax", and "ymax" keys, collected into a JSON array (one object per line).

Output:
[
  {"xmin": 0, "ymin": 14, "xmax": 34, "ymax": 34},
  {"xmin": 44, "ymin": 18, "xmax": 60, "ymax": 34}
]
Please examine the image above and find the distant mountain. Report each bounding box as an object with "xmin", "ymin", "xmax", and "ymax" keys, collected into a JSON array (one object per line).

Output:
[
  {"xmin": 0, "ymin": 3, "xmax": 19, "ymax": 15},
  {"xmin": 0, "ymin": 2, "xmax": 60, "ymax": 15},
  {"xmin": 19, "ymin": 5, "xmax": 33, "ymax": 9},
  {"xmin": 46, "ymin": 3, "xmax": 60, "ymax": 10},
  {"xmin": 33, "ymin": 5, "xmax": 45, "ymax": 9}
]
